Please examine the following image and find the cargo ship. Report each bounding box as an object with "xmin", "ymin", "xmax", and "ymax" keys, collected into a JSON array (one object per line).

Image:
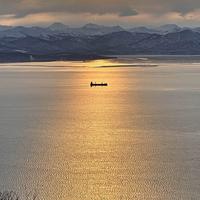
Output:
[{"xmin": 90, "ymin": 82, "xmax": 108, "ymax": 87}]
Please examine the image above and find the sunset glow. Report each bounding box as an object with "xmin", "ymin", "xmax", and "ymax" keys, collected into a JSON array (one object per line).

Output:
[{"xmin": 1, "ymin": 0, "xmax": 200, "ymax": 27}]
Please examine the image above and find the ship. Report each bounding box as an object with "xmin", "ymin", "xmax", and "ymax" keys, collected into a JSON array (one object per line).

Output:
[{"xmin": 90, "ymin": 82, "xmax": 108, "ymax": 87}]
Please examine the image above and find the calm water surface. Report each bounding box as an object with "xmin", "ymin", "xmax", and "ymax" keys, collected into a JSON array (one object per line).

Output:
[{"xmin": 0, "ymin": 57, "xmax": 200, "ymax": 199}]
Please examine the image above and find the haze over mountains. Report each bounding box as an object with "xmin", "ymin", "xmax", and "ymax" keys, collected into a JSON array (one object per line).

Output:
[{"xmin": 1, "ymin": 22, "xmax": 200, "ymax": 62}]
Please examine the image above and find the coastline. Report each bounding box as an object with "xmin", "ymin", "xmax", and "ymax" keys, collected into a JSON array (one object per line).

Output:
[
  {"xmin": 0, "ymin": 52, "xmax": 116, "ymax": 64},
  {"xmin": 1, "ymin": 53, "xmax": 200, "ymax": 64}
]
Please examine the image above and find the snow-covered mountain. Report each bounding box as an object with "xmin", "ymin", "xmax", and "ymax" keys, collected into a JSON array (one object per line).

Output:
[
  {"xmin": 0, "ymin": 25, "xmax": 13, "ymax": 31},
  {"xmin": 0, "ymin": 22, "xmax": 194, "ymax": 38},
  {"xmin": 0, "ymin": 26, "xmax": 52, "ymax": 38},
  {"xmin": 155, "ymin": 24, "xmax": 179, "ymax": 31},
  {"xmin": 0, "ymin": 23, "xmax": 125, "ymax": 38},
  {"xmin": 1, "ymin": 23, "xmax": 200, "ymax": 62},
  {"xmin": 61, "ymin": 23, "xmax": 125, "ymax": 36},
  {"xmin": 128, "ymin": 24, "xmax": 183, "ymax": 34},
  {"xmin": 128, "ymin": 26, "xmax": 159, "ymax": 34},
  {"xmin": 47, "ymin": 22, "xmax": 69, "ymax": 31},
  {"xmin": 154, "ymin": 24, "xmax": 182, "ymax": 34},
  {"xmin": 80, "ymin": 23, "xmax": 124, "ymax": 35}
]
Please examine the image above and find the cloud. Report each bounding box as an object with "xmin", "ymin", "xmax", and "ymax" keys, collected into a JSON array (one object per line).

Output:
[
  {"xmin": 1, "ymin": 0, "xmax": 200, "ymax": 27},
  {"xmin": 119, "ymin": 8, "xmax": 138, "ymax": 17},
  {"xmin": 0, "ymin": 11, "xmax": 190, "ymax": 29},
  {"xmin": 1, "ymin": 0, "xmax": 200, "ymax": 17},
  {"xmin": 167, "ymin": 0, "xmax": 200, "ymax": 16}
]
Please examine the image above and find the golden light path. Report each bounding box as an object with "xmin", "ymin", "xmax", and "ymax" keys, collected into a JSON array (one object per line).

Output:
[
  {"xmin": 25, "ymin": 64, "xmax": 147, "ymax": 199},
  {"xmin": 40, "ymin": 65, "xmax": 153, "ymax": 199},
  {"xmin": 56, "ymin": 66, "xmax": 135, "ymax": 199}
]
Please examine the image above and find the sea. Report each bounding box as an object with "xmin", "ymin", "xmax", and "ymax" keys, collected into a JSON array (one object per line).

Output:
[{"xmin": 0, "ymin": 56, "xmax": 200, "ymax": 199}]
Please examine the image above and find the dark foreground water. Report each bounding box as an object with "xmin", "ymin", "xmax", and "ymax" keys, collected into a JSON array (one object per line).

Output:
[{"xmin": 0, "ymin": 56, "xmax": 200, "ymax": 199}]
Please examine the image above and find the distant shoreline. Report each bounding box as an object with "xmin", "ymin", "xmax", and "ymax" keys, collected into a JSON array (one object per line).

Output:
[
  {"xmin": 112, "ymin": 55, "xmax": 200, "ymax": 64},
  {"xmin": 0, "ymin": 52, "xmax": 116, "ymax": 64},
  {"xmin": 1, "ymin": 53, "xmax": 200, "ymax": 64}
]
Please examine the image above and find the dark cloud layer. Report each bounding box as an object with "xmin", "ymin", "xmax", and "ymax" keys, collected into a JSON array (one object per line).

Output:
[
  {"xmin": 1, "ymin": 0, "xmax": 200, "ymax": 27},
  {"xmin": 0, "ymin": 0, "xmax": 199, "ymax": 18}
]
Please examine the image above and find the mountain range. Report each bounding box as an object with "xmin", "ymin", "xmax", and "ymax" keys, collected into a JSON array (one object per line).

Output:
[{"xmin": 1, "ymin": 22, "xmax": 200, "ymax": 62}]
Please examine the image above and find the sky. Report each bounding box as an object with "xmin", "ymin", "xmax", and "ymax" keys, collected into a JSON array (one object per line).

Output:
[{"xmin": 1, "ymin": 0, "xmax": 200, "ymax": 28}]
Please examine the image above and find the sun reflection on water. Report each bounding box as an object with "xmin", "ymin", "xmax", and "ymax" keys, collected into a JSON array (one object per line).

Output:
[{"xmin": 56, "ymin": 67, "xmax": 143, "ymax": 199}]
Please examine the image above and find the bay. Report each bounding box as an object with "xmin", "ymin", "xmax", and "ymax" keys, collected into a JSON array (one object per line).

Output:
[{"xmin": 0, "ymin": 56, "xmax": 200, "ymax": 199}]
